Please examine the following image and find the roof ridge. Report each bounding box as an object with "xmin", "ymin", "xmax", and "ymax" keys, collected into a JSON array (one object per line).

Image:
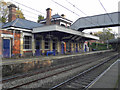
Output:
[
  {"xmin": 3, "ymin": 18, "xmax": 44, "ymax": 29},
  {"xmin": 18, "ymin": 18, "xmax": 42, "ymax": 24},
  {"xmin": 12, "ymin": 18, "xmax": 19, "ymax": 26}
]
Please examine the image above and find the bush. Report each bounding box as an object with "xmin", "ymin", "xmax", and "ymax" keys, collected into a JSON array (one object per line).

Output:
[{"xmin": 90, "ymin": 43, "xmax": 109, "ymax": 51}]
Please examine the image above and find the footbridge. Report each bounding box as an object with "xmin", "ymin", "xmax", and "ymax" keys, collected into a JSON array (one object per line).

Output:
[{"xmin": 70, "ymin": 12, "xmax": 120, "ymax": 31}]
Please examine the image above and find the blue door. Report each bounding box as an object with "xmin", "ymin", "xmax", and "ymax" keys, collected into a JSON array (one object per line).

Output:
[
  {"xmin": 3, "ymin": 39, "xmax": 10, "ymax": 57},
  {"xmin": 61, "ymin": 43, "xmax": 64, "ymax": 54},
  {"xmin": 85, "ymin": 45, "xmax": 87, "ymax": 52},
  {"xmin": 35, "ymin": 41, "xmax": 40, "ymax": 56},
  {"xmin": 76, "ymin": 44, "xmax": 78, "ymax": 52}
]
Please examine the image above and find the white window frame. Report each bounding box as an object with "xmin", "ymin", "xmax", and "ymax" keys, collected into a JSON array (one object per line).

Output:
[{"xmin": 23, "ymin": 32, "xmax": 33, "ymax": 51}]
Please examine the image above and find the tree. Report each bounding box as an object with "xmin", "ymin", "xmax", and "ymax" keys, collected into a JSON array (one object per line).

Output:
[
  {"xmin": 94, "ymin": 28, "xmax": 115, "ymax": 42},
  {"xmin": 0, "ymin": 0, "xmax": 25, "ymax": 23},
  {"xmin": 0, "ymin": 0, "xmax": 11, "ymax": 23},
  {"xmin": 37, "ymin": 15, "xmax": 44, "ymax": 23},
  {"xmin": 16, "ymin": 7, "xmax": 25, "ymax": 19}
]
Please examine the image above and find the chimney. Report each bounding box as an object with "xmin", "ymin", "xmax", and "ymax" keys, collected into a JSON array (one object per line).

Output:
[
  {"xmin": 46, "ymin": 8, "xmax": 52, "ymax": 25},
  {"xmin": 61, "ymin": 14, "xmax": 65, "ymax": 18},
  {"xmin": 8, "ymin": 4, "xmax": 17, "ymax": 22}
]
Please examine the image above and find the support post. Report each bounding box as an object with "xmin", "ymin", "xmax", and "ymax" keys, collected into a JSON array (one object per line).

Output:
[
  {"xmin": 20, "ymin": 31, "xmax": 23, "ymax": 56},
  {"xmin": 71, "ymin": 43, "xmax": 74, "ymax": 53},
  {"xmin": 57, "ymin": 41, "xmax": 60, "ymax": 54},
  {"xmin": 74, "ymin": 43, "xmax": 76, "ymax": 52},
  {"xmin": 77, "ymin": 43, "xmax": 80, "ymax": 52},
  {"xmin": 41, "ymin": 37, "xmax": 45, "ymax": 55},
  {"xmin": 50, "ymin": 39, "xmax": 53, "ymax": 51},
  {"xmin": 32, "ymin": 35, "xmax": 35, "ymax": 56}
]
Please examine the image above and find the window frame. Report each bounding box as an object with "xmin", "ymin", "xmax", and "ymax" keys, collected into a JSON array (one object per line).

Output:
[
  {"xmin": 45, "ymin": 38, "xmax": 50, "ymax": 50},
  {"xmin": 23, "ymin": 35, "xmax": 32, "ymax": 50}
]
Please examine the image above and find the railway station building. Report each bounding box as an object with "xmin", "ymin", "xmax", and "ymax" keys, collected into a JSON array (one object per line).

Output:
[{"xmin": 0, "ymin": 4, "xmax": 99, "ymax": 58}]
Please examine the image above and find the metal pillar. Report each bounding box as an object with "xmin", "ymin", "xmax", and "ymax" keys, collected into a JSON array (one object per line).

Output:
[
  {"xmin": 20, "ymin": 31, "xmax": 23, "ymax": 56},
  {"xmin": 50, "ymin": 39, "xmax": 53, "ymax": 51},
  {"xmin": 41, "ymin": 37, "xmax": 45, "ymax": 55},
  {"xmin": 57, "ymin": 41, "xmax": 60, "ymax": 54},
  {"xmin": 32, "ymin": 34, "xmax": 35, "ymax": 56}
]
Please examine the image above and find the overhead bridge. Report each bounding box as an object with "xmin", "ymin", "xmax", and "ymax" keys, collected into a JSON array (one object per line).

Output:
[{"xmin": 70, "ymin": 12, "xmax": 120, "ymax": 31}]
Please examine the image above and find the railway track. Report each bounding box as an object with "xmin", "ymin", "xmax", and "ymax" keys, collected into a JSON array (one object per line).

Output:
[
  {"xmin": 2, "ymin": 52, "xmax": 103, "ymax": 82},
  {"xmin": 2, "ymin": 51, "xmax": 118, "ymax": 89},
  {"xmin": 50, "ymin": 54, "xmax": 119, "ymax": 90}
]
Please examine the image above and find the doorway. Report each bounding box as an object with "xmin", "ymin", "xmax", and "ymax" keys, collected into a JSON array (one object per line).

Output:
[
  {"xmin": 3, "ymin": 39, "xmax": 11, "ymax": 57},
  {"xmin": 35, "ymin": 38, "xmax": 41, "ymax": 56}
]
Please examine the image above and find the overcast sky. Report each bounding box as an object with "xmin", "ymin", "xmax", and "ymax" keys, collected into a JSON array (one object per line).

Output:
[{"xmin": 5, "ymin": 0, "xmax": 120, "ymax": 34}]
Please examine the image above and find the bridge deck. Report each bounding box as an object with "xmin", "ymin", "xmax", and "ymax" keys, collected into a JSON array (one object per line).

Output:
[{"xmin": 70, "ymin": 12, "xmax": 120, "ymax": 31}]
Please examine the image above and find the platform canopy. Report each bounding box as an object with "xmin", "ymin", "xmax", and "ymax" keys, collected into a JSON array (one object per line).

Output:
[
  {"xmin": 70, "ymin": 12, "xmax": 120, "ymax": 31},
  {"xmin": 33, "ymin": 25, "xmax": 99, "ymax": 40}
]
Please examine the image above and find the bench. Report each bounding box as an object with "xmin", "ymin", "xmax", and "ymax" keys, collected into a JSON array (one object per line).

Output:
[{"xmin": 46, "ymin": 51, "xmax": 55, "ymax": 56}]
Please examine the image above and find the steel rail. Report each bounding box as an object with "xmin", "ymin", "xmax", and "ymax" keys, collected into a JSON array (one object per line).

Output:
[
  {"xmin": 2, "ymin": 52, "xmax": 117, "ymax": 89},
  {"xmin": 2, "ymin": 53, "xmax": 100, "ymax": 83},
  {"xmin": 50, "ymin": 54, "xmax": 118, "ymax": 90},
  {"xmin": 6, "ymin": 55, "xmax": 101, "ymax": 89}
]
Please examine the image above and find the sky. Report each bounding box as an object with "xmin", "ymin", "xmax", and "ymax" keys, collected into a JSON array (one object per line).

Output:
[{"xmin": 4, "ymin": 0, "xmax": 120, "ymax": 34}]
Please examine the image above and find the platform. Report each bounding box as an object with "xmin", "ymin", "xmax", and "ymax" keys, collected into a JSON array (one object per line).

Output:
[
  {"xmin": 88, "ymin": 59, "xmax": 120, "ymax": 89},
  {"xmin": 1, "ymin": 50, "xmax": 112, "ymax": 65}
]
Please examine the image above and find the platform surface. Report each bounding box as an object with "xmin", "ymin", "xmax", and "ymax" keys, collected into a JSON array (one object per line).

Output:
[
  {"xmin": 1, "ymin": 50, "xmax": 112, "ymax": 65},
  {"xmin": 89, "ymin": 59, "xmax": 120, "ymax": 89}
]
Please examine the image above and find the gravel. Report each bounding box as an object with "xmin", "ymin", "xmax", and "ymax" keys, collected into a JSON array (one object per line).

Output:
[{"xmin": 2, "ymin": 51, "xmax": 118, "ymax": 89}]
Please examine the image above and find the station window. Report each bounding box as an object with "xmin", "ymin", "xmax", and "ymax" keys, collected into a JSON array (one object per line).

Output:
[
  {"xmin": 45, "ymin": 38, "xmax": 50, "ymax": 49},
  {"xmin": 23, "ymin": 36, "xmax": 32, "ymax": 49},
  {"xmin": 53, "ymin": 39, "xmax": 57, "ymax": 50}
]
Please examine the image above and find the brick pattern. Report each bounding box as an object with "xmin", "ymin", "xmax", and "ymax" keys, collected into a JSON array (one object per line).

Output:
[
  {"xmin": 2, "ymin": 30, "xmax": 20, "ymax": 55},
  {"xmin": 13, "ymin": 33, "xmax": 20, "ymax": 54},
  {"xmin": 8, "ymin": 7, "xmax": 16, "ymax": 22},
  {"xmin": 46, "ymin": 8, "xmax": 52, "ymax": 25}
]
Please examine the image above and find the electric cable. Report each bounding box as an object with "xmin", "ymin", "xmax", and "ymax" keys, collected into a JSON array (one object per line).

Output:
[
  {"xmin": 51, "ymin": 0, "xmax": 80, "ymax": 17},
  {"xmin": 10, "ymin": 0, "xmax": 45, "ymax": 15},
  {"xmin": 65, "ymin": 0, "xmax": 87, "ymax": 15},
  {"xmin": 65, "ymin": 0, "xmax": 100, "ymax": 26},
  {"xmin": 98, "ymin": 0, "xmax": 114, "ymax": 24}
]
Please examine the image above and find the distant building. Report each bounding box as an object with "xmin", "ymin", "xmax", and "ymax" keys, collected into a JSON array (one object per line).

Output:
[{"xmin": 40, "ymin": 8, "xmax": 72, "ymax": 27}]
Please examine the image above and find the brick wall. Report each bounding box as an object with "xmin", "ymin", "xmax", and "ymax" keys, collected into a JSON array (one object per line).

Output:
[
  {"xmin": 2, "ymin": 30, "xmax": 21, "ymax": 55},
  {"xmin": 12, "ymin": 33, "xmax": 20, "ymax": 54}
]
